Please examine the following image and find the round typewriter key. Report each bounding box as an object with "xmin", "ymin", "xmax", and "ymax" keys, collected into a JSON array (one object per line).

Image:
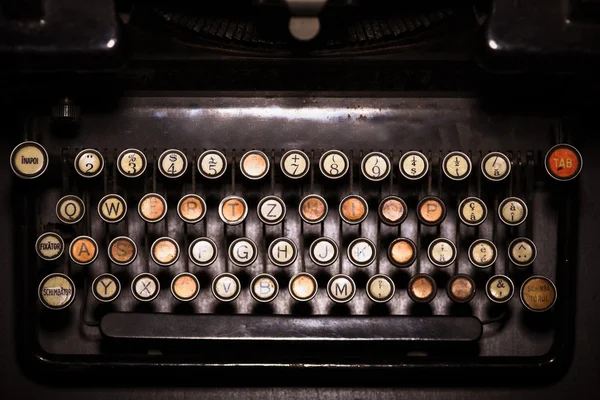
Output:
[
  {"xmin": 447, "ymin": 274, "xmax": 476, "ymax": 304},
  {"xmin": 177, "ymin": 194, "xmax": 206, "ymax": 224},
  {"xmin": 10, "ymin": 141, "xmax": 48, "ymax": 179},
  {"xmin": 486, "ymin": 274, "xmax": 514, "ymax": 304},
  {"xmin": 138, "ymin": 193, "xmax": 167, "ymax": 223},
  {"xmin": 361, "ymin": 151, "xmax": 391, "ymax": 181},
  {"xmin": 107, "ymin": 236, "xmax": 137, "ymax": 266},
  {"xmin": 289, "ymin": 272, "xmax": 318, "ymax": 302},
  {"xmin": 417, "ymin": 196, "xmax": 446, "ymax": 226},
  {"xmin": 378, "ymin": 196, "xmax": 408, "ymax": 226},
  {"xmin": 520, "ymin": 275, "xmax": 557, "ymax": 312},
  {"xmin": 56, "ymin": 195, "xmax": 85, "ymax": 224},
  {"xmin": 218, "ymin": 195, "xmax": 248, "ymax": 225},
  {"xmin": 545, "ymin": 144, "xmax": 582, "ymax": 181},
  {"xmin": 482, "ymin": 152, "xmax": 511, "ymax": 182},
  {"xmin": 299, "ymin": 194, "xmax": 328, "ymax": 224},
  {"xmin": 250, "ymin": 273, "xmax": 279, "ymax": 303},
  {"xmin": 428, "ymin": 238, "xmax": 457, "ymax": 268},
  {"xmin": 74, "ymin": 149, "xmax": 104, "ymax": 178},
  {"xmin": 131, "ymin": 273, "xmax": 160, "ymax": 302},
  {"xmin": 319, "ymin": 150, "xmax": 349, "ymax": 179},
  {"xmin": 339, "ymin": 195, "xmax": 368, "ymax": 225},
  {"xmin": 347, "ymin": 237, "xmax": 377, "ymax": 267},
  {"xmin": 92, "ymin": 273, "xmax": 121, "ymax": 303},
  {"xmin": 38, "ymin": 273, "xmax": 75, "ymax": 310},
  {"xmin": 508, "ymin": 237, "xmax": 537, "ymax": 267},
  {"xmin": 228, "ymin": 237, "xmax": 258, "ymax": 267},
  {"xmin": 150, "ymin": 237, "xmax": 180, "ymax": 267},
  {"xmin": 158, "ymin": 149, "xmax": 187, "ymax": 178},
  {"xmin": 468, "ymin": 239, "xmax": 497, "ymax": 268},
  {"xmin": 366, "ymin": 274, "xmax": 395, "ymax": 303},
  {"xmin": 117, "ymin": 148, "xmax": 147, "ymax": 178},
  {"xmin": 458, "ymin": 197, "xmax": 488, "ymax": 226},
  {"xmin": 198, "ymin": 150, "xmax": 227, "ymax": 179},
  {"xmin": 268, "ymin": 237, "xmax": 298, "ymax": 267},
  {"xmin": 212, "ymin": 273, "xmax": 241, "ymax": 302},
  {"xmin": 387, "ymin": 238, "xmax": 417, "ymax": 268},
  {"xmin": 240, "ymin": 150, "xmax": 270, "ymax": 180},
  {"xmin": 399, "ymin": 151, "xmax": 429, "ymax": 180},
  {"xmin": 171, "ymin": 272, "xmax": 200, "ymax": 302},
  {"xmin": 69, "ymin": 236, "xmax": 98, "ymax": 265},
  {"xmin": 309, "ymin": 237, "xmax": 339, "ymax": 267},
  {"xmin": 188, "ymin": 237, "xmax": 218, "ymax": 267},
  {"xmin": 257, "ymin": 195, "xmax": 286, "ymax": 225},
  {"xmin": 498, "ymin": 197, "xmax": 528, "ymax": 226},
  {"xmin": 281, "ymin": 149, "xmax": 310, "ymax": 179},
  {"xmin": 442, "ymin": 151, "xmax": 472, "ymax": 181},
  {"xmin": 327, "ymin": 274, "xmax": 356, "ymax": 304},
  {"xmin": 98, "ymin": 194, "xmax": 127, "ymax": 223},
  {"xmin": 35, "ymin": 232, "xmax": 64, "ymax": 261},
  {"xmin": 408, "ymin": 274, "xmax": 437, "ymax": 303}
]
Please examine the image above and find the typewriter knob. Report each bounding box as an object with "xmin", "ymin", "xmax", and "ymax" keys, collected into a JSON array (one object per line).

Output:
[{"xmin": 52, "ymin": 97, "xmax": 80, "ymax": 122}]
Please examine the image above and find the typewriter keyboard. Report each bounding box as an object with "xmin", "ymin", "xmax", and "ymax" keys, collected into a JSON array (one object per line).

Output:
[{"xmin": 10, "ymin": 96, "xmax": 581, "ymax": 376}]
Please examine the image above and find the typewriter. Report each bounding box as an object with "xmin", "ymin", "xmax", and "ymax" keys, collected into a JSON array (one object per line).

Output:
[{"xmin": 2, "ymin": 0, "xmax": 596, "ymax": 383}]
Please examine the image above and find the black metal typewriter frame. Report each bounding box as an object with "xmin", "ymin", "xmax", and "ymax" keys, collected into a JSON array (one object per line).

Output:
[{"xmin": 9, "ymin": 93, "xmax": 578, "ymax": 384}]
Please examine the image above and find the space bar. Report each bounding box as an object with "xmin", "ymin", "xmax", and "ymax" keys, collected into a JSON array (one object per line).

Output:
[{"xmin": 100, "ymin": 313, "xmax": 482, "ymax": 342}]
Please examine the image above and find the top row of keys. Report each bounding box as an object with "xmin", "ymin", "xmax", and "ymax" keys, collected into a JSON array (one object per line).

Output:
[{"xmin": 10, "ymin": 142, "xmax": 583, "ymax": 182}]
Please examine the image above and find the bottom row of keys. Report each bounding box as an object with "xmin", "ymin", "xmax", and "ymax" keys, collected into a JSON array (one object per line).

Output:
[{"xmin": 38, "ymin": 272, "xmax": 557, "ymax": 312}]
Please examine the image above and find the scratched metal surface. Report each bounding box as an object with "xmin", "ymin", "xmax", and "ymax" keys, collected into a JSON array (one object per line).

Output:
[{"xmin": 20, "ymin": 96, "xmax": 563, "ymax": 362}]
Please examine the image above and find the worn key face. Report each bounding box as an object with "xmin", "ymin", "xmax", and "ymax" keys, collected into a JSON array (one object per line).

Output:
[
  {"xmin": 212, "ymin": 273, "xmax": 241, "ymax": 302},
  {"xmin": 486, "ymin": 274, "xmax": 514, "ymax": 304},
  {"xmin": 361, "ymin": 151, "xmax": 391, "ymax": 181},
  {"xmin": 366, "ymin": 274, "xmax": 395, "ymax": 303},
  {"xmin": 228, "ymin": 237, "xmax": 258, "ymax": 267},
  {"xmin": 339, "ymin": 195, "xmax": 368, "ymax": 224},
  {"xmin": 98, "ymin": 194, "xmax": 127, "ymax": 223},
  {"xmin": 218, "ymin": 196, "xmax": 248, "ymax": 225},
  {"xmin": 442, "ymin": 151, "xmax": 472, "ymax": 181},
  {"xmin": 36, "ymin": 232, "xmax": 64, "ymax": 261},
  {"xmin": 38, "ymin": 273, "xmax": 76, "ymax": 310},
  {"xmin": 378, "ymin": 196, "xmax": 408, "ymax": 226},
  {"xmin": 151, "ymin": 237, "xmax": 180, "ymax": 266},
  {"xmin": 268, "ymin": 238, "xmax": 298, "ymax": 267},
  {"xmin": 289, "ymin": 272, "xmax": 318, "ymax": 302},
  {"xmin": 428, "ymin": 238, "xmax": 457, "ymax": 268},
  {"xmin": 319, "ymin": 150, "xmax": 349, "ymax": 179},
  {"xmin": 171, "ymin": 273, "xmax": 200, "ymax": 302},
  {"xmin": 280, "ymin": 150, "xmax": 310, "ymax": 179},
  {"xmin": 408, "ymin": 274, "xmax": 436, "ymax": 303},
  {"xmin": 520, "ymin": 276, "xmax": 557, "ymax": 312},
  {"xmin": 468, "ymin": 239, "xmax": 497, "ymax": 268},
  {"xmin": 177, "ymin": 194, "xmax": 206, "ymax": 224},
  {"xmin": 188, "ymin": 237, "xmax": 218, "ymax": 267},
  {"xmin": 299, "ymin": 194, "xmax": 328, "ymax": 224},
  {"xmin": 417, "ymin": 196, "xmax": 446, "ymax": 226},
  {"xmin": 257, "ymin": 195, "xmax": 286, "ymax": 225},
  {"xmin": 347, "ymin": 238, "xmax": 377, "ymax": 267},
  {"xmin": 498, "ymin": 197, "xmax": 528, "ymax": 226},
  {"xmin": 387, "ymin": 238, "xmax": 417, "ymax": 268},
  {"xmin": 69, "ymin": 236, "xmax": 98, "ymax": 265},
  {"xmin": 92, "ymin": 273, "xmax": 121, "ymax": 303},
  {"xmin": 309, "ymin": 237, "xmax": 339, "ymax": 267},
  {"xmin": 10, "ymin": 141, "xmax": 48, "ymax": 179},
  {"xmin": 508, "ymin": 237, "xmax": 537, "ymax": 267},
  {"xmin": 56, "ymin": 195, "xmax": 85, "ymax": 224},
  {"xmin": 545, "ymin": 143, "xmax": 583, "ymax": 181},
  {"xmin": 158, "ymin": 149, "xmax": 188, "ymax": 178},
  {"xmin": 447, "ymin": 274, "xmax": 476, "ymax": 304},
  {"xmin": 240, "ymin": 150, "xmax": 270, "ymax": 180},
  {"xmin": 399, "ymin": 151, "xmax": 429, "ymax": 180},
  {"xmin": 198, "ymin": 150, "xmax": 227, "ymax": 179},
  {"xmin": 117, "ymin": 148, "xmax": 147, "ymax": 178},
  {"xmin": 138, "ymin": 193, "xmax": 167, "ymax": 223},
  {"xmin": 108, "ymin": 236, "xmax": 137, "ymax": 266},
  {"xmin": 131, "ymin": 273, "xmax": 160, "ymax": 302},
  {"xmin": 74, "ymin": 149, "xmax": 104, "ymax": 178},
  {"xmin": 327, "ymin": 274, "xmax": 356, "ymax": 303},
  {"xmin": 482, "ymin": 152, "xmax": 511, "ymax": 181},
  {"xmin": 458, "ymin": 197, "xmax": 488, "ymax": 226},
  {"xmin": 250, "ymin": 273, "xmax": 279, "ymax": 303}
]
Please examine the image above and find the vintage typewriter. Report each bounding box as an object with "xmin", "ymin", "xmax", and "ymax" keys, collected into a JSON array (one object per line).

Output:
[{"xmin": 2, "ymin": 0, "xmax": 596, "ymax": 383}]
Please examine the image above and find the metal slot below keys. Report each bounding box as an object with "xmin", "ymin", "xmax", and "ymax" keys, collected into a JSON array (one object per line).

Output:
[{"xmin": 100, "ymin": 313, "xmax": 483, "ymax": 342}]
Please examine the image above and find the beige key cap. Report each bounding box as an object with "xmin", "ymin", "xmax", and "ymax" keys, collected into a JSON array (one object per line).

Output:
[
  {"xmin": 74, "ymin": 149, "xmax": 104, "ymax": 178},
  {"xmin": 10, "ymin": 141, "xmax": 48, "ymax": 179},
  {"xmin": 38, "ymin": 273, "xmax": 76, "ymax": 310}
]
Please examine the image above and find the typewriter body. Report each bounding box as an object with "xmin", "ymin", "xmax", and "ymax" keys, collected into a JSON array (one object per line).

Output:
[{"xmin": 2, "ymin": 0, "xmax": 596, "ymax": 383}]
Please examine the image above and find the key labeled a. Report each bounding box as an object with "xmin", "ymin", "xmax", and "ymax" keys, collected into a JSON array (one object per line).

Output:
[
  {"xmin": 98, "ymin": 194, "xmax": 127, "ymax": 223},
  {"xmin": 69, "ymin": 236, "xmax": 98, "ymax": 265}
]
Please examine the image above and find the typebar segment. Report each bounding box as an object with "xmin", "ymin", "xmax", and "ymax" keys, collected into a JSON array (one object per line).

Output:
[{"xmin": 100, "ymin": 313, "xmax": 482, "ymax": 342}]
